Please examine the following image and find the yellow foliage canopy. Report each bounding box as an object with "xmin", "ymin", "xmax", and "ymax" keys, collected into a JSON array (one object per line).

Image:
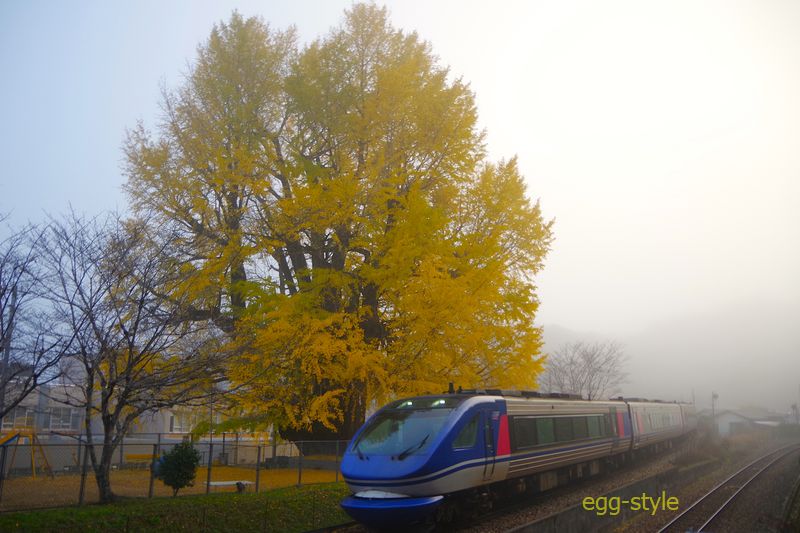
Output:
[{"xmin": 125, "ymin": 5, "xmax": 553, "ymax": 439}]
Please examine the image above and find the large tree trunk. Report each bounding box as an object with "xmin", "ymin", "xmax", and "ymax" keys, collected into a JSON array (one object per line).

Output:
[
  {"xmin": 343, "ymin": 379, "xmax": 367, "ymax": 438},
  {"xmin": 279, "ymin": 382, "xmax": 368, "ymax": 443}
]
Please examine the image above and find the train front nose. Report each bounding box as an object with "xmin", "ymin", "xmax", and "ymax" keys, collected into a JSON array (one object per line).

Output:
[
  {"xmin": 340, "ymin": 453, "xmax": 444, "ymax": 528},
  {"xmin": 341, "ymin": 491, "xmax": 444, "ymax": 530},
  {"xmin": 339, "ymin": 395, "xmax": 464, "ymax": 528},
  {"xmin": 340, "ymin": 451, "xmax": 428, "ymax": 491}
]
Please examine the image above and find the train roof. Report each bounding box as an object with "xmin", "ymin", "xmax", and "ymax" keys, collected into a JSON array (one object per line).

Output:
[
  {"xmin": 452, "ymin": 388, "xmax": 585, "ymax": 400},
  {"xmin": 444, "ymin": 388, "xmax": 692, "ymax": 405}
]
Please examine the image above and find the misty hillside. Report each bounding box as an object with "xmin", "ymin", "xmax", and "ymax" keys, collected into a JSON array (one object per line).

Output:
[{"xmin": 539, "ymin": 299, "xmax": 800, "ymax": 412}]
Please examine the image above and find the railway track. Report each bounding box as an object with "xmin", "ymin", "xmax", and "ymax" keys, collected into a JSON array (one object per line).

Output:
[{"xmin": 657, "ymin": 442, "xmax": 800, "ymax": 533}]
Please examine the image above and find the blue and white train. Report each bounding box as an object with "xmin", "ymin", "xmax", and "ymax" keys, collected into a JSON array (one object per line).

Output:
[{"xmin": 340, "ymin": 390, "xmax": 696, "ymax": 529}]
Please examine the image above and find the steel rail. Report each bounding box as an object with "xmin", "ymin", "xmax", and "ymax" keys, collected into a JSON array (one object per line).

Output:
[
  {"xmin": 695, "ymin": 444, "xmax": 800, "ymax": 532},
  {"xmin": 657, "ymin": 442, "xmax": 800, "ymax": 533}
]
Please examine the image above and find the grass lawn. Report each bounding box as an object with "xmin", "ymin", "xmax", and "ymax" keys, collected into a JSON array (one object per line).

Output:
[
  {"xmin": 0, "ymin": 466, "xmax": 338, "ymax": 511},
  {"xmin": 0, "ymin": 482, "xmax": 351, "ymax": 532}
]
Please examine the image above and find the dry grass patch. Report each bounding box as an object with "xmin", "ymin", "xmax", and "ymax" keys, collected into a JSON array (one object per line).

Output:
[{"xmin": 0, "ymin": 466, "xmax": 339, "ymax": 511}]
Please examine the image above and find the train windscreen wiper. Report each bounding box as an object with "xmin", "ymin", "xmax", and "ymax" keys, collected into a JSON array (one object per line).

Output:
[
  {"xmin": 354, "ymin": 443, "xmax": 367, "ymax": 460},
  {"xmin": 396, "ymin": 434, "xmax": 429, "ymax": 461}
]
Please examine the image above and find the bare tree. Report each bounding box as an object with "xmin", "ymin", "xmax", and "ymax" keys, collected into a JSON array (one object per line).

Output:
[
  {"xmin": 541, "ymin": 341, "xmax": 627, "ymax": 400},
  {"xmin": 1, "ymin": 218, "xmax": 72, "ymax": 424},
  {"xmin": 41, "ymin": 213, "xmax": 225, "ymax": 503}
]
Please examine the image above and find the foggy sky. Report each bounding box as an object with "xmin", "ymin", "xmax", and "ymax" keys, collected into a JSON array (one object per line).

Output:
[{"xmin": 2, "ymin": 1, "xmax": 798, "ymax": 411}]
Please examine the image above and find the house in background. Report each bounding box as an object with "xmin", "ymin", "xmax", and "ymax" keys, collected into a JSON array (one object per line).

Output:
[
  {"xmin": 1, "ymin": 383, "xmax": 83, "ymax": 437},
  {"xmin": 698, "ymin": 407, "xmax": 787, "ymax": 437},
  {"xmin": 2, "ymin": 383, "xmax": 218, "ymax": 439},
  {"xmin": 133, "ymin": 407, "xmax": 220, "ymax": 435}
]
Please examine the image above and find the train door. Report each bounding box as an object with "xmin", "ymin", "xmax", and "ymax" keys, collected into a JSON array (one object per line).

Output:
[
  {"xmin": 610, "ymin": 406, "xmax": 620, "ymax": 448},
  {"xmin": 482, "ymin": 411, "xmax": 497, "ymax": 481}
]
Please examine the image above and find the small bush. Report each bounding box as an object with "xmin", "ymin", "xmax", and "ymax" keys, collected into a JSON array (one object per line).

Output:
[{"xmin": 156, "ymin": 441, "xmax": 201, "ymax": 496}]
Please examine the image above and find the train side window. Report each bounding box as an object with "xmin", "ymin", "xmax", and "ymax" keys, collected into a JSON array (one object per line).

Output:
[
  {"xmin": 554, "ymin": 417, "xmax": 573, "ymax": 442},
  {"xmin": 513, "ymin": 417, "xmax": 538, "ymax": 448},
  {"xmin": 453, "ymin": 415, "xmax": 479, "ymax": 449},
  {"xmin": 573, "ymin": 417, "xmax": 588, "ymax": 439},
  {"xmin": 536, "ymin": 418, "xmax": 555, "ymax": 445},
  {"xmin": 587, "ymin": 416, "xmax": 602, "ymax": 438}
]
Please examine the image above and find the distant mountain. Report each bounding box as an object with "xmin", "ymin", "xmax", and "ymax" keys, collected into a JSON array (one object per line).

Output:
[
  {"xmin": 539, "ymin": 299, "xmax": 800, "ymax": 411},
  {"xmin": 617, "ymin": 300, "xmax": 800, "ymax": 410}
]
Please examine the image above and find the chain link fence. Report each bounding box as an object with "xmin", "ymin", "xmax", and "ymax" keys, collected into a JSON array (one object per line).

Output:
[{"xmin": 0, "ymin": 434, "xmax": 349, "ymax": 512}]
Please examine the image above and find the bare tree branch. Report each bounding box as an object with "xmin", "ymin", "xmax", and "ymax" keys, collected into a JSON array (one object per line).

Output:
[
  {"xmin": 40, "ymin": 212, "xmax": 227, "ymax": 503},
  {"xmin": 540, "ymin": 341, "xmax": 628, "ymax": 400},
  {"xmin": 1, "ymin": 218, "xmax": 72, "ymax": 423}
]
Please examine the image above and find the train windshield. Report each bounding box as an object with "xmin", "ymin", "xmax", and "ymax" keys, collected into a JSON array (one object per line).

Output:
[{"xmin": 352, "ymin": 397, "xmax": 463, "ymax": 457}]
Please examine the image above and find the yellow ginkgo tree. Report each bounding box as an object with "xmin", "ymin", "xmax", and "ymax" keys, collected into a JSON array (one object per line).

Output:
[{"xmin": 125, "ymin": 5, "xmax": 553, "ymax": 441}]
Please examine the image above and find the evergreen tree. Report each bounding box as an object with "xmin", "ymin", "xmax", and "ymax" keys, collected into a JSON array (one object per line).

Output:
[{"xmin": 156, "ymin": 441, "xmax": 202, "ymax": 497}]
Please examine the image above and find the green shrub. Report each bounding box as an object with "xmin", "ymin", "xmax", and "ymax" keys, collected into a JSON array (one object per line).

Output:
[{"xmin": 156, "ymin": 441, "xmax": 201, "ymax": 496}]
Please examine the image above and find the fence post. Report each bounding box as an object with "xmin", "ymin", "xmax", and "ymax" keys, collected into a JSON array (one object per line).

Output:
[
  {"xmin": 76, "ymin": 437, "xmax": 82, "ymax": 473},
  {"xmin": 0, "ymin": 444, "xmax": 8, "ymax": 506},
  {"xmin": 234, "ymin": 433, "xmax": 239, "ymax": 465},
  {"xmin": 148, "ymin": 443, "xmax": 157, "ymax": 498},
  {"xmin": 335, "ymin": 440, "xmax": 340, "ymax": 482},
  {"xmin": 78, "ymin": 444, "xmax": 89, "ymax": 506},
  {"xmin": 255, "ymin": 444, "xmax": 262, "ymax": 493},
  {"xmin": 205, "ymin": 442, "xmax": 213, "ymax": 494},
  {"xmin": 297, "ymin": 441, "xmax": 303, "ymax": 486}
]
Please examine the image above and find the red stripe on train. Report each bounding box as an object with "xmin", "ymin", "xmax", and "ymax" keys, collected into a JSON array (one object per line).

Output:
[{"xmin": 497, "ymin": 414, "xmax": 510, "ymax": 455}]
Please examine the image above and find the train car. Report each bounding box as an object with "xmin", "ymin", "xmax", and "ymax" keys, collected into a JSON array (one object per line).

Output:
[
  {"xmin": 627, "ymin": 400, "xmax": 685, "ymax": 450},
  {"xmin": 340, "ymin": 390, "xmax": 694, "ymax": 529},
  {"xmin": 504, "ymin": 396, "xmax": 630, "ymax": 486},
  {"xmin": 681, "ymin": 402, "xmax": 698, "ymax": 432}
]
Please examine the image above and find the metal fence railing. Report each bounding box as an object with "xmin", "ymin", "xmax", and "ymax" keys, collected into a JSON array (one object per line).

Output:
[{"xmin": 0, "ymin": 434, "xmax": 349, "ymax": 512}]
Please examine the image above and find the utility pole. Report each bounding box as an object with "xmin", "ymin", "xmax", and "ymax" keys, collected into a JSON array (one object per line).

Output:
[
  {"xmin": 0, "ymin": 287, "xmax": 17, "ymax": 427},
  {"xmin": 711, "ymin": 391, "xmax": 719, "ymax": 435}
]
